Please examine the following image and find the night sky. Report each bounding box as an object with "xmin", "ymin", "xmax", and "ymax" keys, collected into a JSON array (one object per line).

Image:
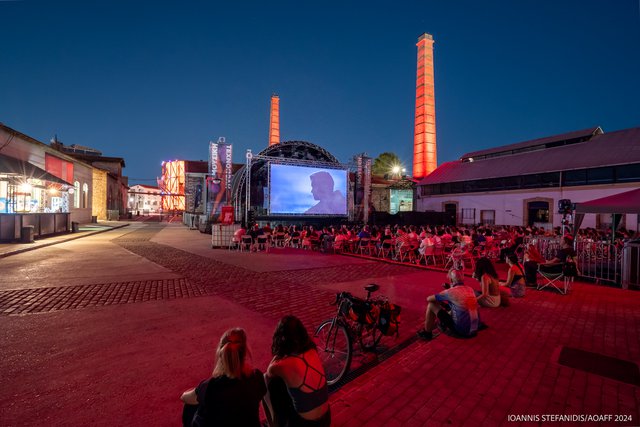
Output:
[{"xmin": 1, "ymin": 0, "xmax": 639, "ymax": 185}]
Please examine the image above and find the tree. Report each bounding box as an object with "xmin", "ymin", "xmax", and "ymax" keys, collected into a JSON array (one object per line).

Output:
[{"xmin": 372, "ymin": 152, "xmax": 403, "ymax": 177}]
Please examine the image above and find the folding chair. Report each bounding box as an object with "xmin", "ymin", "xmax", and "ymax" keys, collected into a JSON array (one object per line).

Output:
[
  {"xmin": 358, "ymin": 238, "xmax": 371, "ymax": 255},
  {"xmin": 378, "ymin": 240, "xmax": 395, "ymax": 259},
  {"xmin": 256, "ymin": 235, "xmax": 269, "ymax": 252},
  {"xmin": 537, "ymin": 263, "xmax": 571, "ymax": 294},
  {"xmin": 444, "ymin": 244, "xmax": 464, "ymax": 270},
  {"xmin": 240, "ymin": 235, "xmax": 253, "ymax": 252},
  {"xmin": 398, "ymin": 242, "xmax": 417, "ymax": 263},
  {"xmin": 289, "ymin": 237, "xmax": 301, "ymax": 248},
  {"xmin": 229, "ymin": 237, "xmax": 240, "ymax": 251},
  {"xmin": 418, "ymin": 245, "xmax": 436, "ymax": 266},
  {"xmin": 433, "ymin": 244, "xmax": 445, "ymax": 265},
  {"xmin": 272, "ymin": 232, "xmax": 286, "ymax": 248}
]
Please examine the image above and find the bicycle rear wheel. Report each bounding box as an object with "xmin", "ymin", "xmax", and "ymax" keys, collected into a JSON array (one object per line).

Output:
[{"xmin": 315, "ymin": 319, "xmax": 352, "ymax": 385}]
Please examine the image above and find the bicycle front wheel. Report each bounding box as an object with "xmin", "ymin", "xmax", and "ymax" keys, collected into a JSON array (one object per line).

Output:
[{"xmin": 315, "ymin": 319, "xmax": 352, "ymax": 385}]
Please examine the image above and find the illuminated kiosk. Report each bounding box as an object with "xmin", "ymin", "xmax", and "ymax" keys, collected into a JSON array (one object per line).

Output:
[{"xmin": 231, "ymin": 141, "xmax": 353, "ymax": 225}]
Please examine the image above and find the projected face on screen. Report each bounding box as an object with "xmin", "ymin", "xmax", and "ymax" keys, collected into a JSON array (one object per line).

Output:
[{"xmin": 269, "ymin": 164, "xmax": 347, "ymax": 215}]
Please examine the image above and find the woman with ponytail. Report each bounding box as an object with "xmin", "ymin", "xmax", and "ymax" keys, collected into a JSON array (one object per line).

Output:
[{"xmin": 181, "ymin": 328, "xmax": 266, "ymax": 427}]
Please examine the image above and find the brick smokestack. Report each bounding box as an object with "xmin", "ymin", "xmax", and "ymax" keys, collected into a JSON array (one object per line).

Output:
[
  {"xmin": 269, "ymin": 94, "xmax": 280, "ymax": 146},
  {"xmin": 413, "ymin": 33, "xmax": 437, "ymax": 179}
]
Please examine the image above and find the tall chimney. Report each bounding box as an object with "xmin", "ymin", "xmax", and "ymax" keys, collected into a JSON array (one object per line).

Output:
[
  {"xmin": 269, "ymin": 94, "xmax": 280, "ymax": 146},
  {"xmin": 413, "ymin": 33, "xmax": 437, "ymax": 179}
]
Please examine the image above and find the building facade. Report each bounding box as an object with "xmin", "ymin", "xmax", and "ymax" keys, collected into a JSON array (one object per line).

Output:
[
  {"xmin": 0, "ymin": 123, "xmax": 94, "ymax": 240},
  {"xmin": 50, "ymin": 140, "xmax": 128, "ymax": 220},
  {"xmin": 128, "ymin": 184, "xmax": 162, "ymax": 214},
  {"xmin": 416, "ymin": 126, "xmax": 640, "ymax": 231}
]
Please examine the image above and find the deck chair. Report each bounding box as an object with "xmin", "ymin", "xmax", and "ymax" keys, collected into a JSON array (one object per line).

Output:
[{"xmin": 537, "ymin": 263, "xmax": 572, "ymax": 294}]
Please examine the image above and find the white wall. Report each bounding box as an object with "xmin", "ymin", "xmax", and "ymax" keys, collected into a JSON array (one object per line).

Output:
[
  {"xmin": 128, "ymin": 185, "xmax": 162, "ymax": 213},
  {"xmin": 416, "ymin": 184, "xmax": 640, "ymax": 231}
]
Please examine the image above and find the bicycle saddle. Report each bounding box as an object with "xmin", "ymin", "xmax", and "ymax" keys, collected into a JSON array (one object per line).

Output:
[{"xmin": 364, "ymin": 284, "xmax": 379, "ymax": 293}]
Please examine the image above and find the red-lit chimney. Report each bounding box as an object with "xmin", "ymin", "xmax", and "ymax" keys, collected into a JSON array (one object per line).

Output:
[
  {"xmin": 413, "ymin": 33, "xmax": 437, "ymax": 179},
  {"xmin": 269, "ymin": 94, "xmax": 280, "ymax": 146}
]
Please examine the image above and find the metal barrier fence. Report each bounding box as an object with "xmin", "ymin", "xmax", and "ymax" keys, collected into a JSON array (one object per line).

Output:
[
  {"xmin": 622, "ymin": 242, "xmax": 640, "ymax": 289},
  {"xmin": 523, "ymin": 236, "xmax": 622, "ymax": 285},
  {"xmin": 575, "ymin": 240, "xmax": 620, "ymax": 285},
  {"xmin": 523, "ymin": 236, "xmax": 561, "ymax": 261}
]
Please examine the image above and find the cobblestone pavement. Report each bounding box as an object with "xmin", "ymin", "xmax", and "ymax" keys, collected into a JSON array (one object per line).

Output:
[
  {"xmin": 113, "ymin": 226, "xmax": 423, "ymax": 335},
  {"xmin": 0, "ymin": 278, "xmax": 199, "ymax": 315}
]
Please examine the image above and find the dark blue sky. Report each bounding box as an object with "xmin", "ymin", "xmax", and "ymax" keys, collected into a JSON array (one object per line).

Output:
[{"xmin": 2, "ymin": 0, "xmax": 639, "ymax": 185}]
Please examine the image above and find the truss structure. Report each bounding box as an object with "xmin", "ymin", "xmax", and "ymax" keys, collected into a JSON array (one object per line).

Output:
[
  {"xmin": 230, "ymin": 141, "xmax": 350, "ymax": 223},
  {"xmin": 158, "ymin": 160, "xmax": 185, "ymax": 211}
]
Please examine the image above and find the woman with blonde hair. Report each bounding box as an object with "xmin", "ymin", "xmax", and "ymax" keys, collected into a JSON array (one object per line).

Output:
[{"xmin": 181, "ymin": 328, "xmax": 266, "ymax": 427}]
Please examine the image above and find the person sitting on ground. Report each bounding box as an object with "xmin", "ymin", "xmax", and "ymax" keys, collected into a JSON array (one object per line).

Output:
[
  {"xmin": 473, "ymin": 257, "xmax": 501, "ymax": 308},
  {"xmin": 180, "ymin": 328, "xmax": 266, "ymax": 427},
  {"xmin": 417, "ymin": 268, "xmax": 481, "ymax": 341},
  {"xmin": 500, "ymin": 253, "xmax": 526, "ymax": 298},
  {"xmin": 264, "ymin": 315, "xmax": 331, "ymax": 427}
]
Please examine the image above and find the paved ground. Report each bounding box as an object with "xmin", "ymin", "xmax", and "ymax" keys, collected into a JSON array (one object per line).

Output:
[{"xmin": 1, "ymin": 223, "xmax": 639, "ymax": 426}]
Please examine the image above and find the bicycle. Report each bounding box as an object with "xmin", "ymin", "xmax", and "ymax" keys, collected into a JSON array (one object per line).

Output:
[{"xmin": 314, "ymin": 283, "xmax": 400, "ymax": 385}]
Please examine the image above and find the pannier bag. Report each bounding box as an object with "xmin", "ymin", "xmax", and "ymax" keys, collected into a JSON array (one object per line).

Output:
[
  {"xmin": 348, "ymin": 299, "xmax": 378, "ymax": 325},
  {"xmin": 378, "ymin": 302, "xmax": 401, "ymax": 336}
]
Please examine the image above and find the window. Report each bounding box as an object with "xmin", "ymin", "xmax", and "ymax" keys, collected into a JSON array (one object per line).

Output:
[
  {"xmin": 82, "ymin": 183, "xmax": 88, "ymax": 208},
  {"xmin": 563, "ymin": 169, "xmax": 586, "ymax": 186},
  {"xmin": 462, "ymin": 208, "xmax": 475, "ymax": 224},
  {"xmin": 587, "ymin": 167, "xmax": 614, "ymax": 184},
  {"xmin": 73, "ymin": 181, "xmax": 80, "ymax": 208},
  {"xmin": 480, "ymin": 210, "xmax": 495, "ymax": 225},
  {"xmin": 615, "ymin": 163, "xmax": 640, "ymax": 182}
]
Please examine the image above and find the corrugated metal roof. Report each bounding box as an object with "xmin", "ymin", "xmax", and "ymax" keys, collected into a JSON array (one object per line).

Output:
[
  {"xmin": 419, "ymin": 126, "xmax": 640, "ymax": 185},
  {"xmin": 461, "ymin": 126, "xmax": 602, "ymax": 159}
]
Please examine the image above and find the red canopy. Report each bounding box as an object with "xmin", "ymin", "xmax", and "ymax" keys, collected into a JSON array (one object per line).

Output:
[{"xmin": 575, "ymin": 188, "xmax": 640, "ymax": 214}]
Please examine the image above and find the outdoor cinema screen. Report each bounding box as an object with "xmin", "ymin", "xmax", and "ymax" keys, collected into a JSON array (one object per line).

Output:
[{"xmin": 269, "ymin": 164, "xmax": 348, "ymax": 215}]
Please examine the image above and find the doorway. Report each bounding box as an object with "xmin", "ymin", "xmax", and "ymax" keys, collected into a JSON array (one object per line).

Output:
[{"xmin": 527, "ymin": 201, "xmax": 549, "ymax": 227}]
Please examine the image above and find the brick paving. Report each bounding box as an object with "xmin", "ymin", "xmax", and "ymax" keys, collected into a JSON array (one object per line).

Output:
[
  {"xmin": 1, "ymin": 223, "xmax": 639, "ymax": 426},
  {"xmin": 113, "ymin": 227, "xmax": 425, "ymax": 337},
  {"xmin": 0, "ymin": 278, "xmax": 200, "ymax": 315},
  {"xmin": 330, "ymin": 282, "xmax": 640, "ymax": 426}
]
